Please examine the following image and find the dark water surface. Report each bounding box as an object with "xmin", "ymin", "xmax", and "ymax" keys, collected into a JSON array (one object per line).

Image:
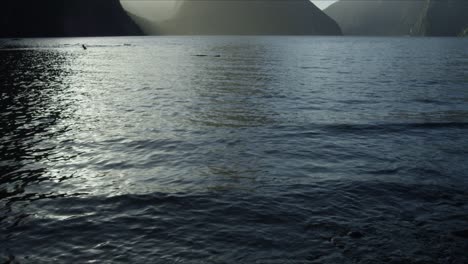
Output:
[{"xmin": 1, "ymin": 37, "xmax": 468, "ymax": 263}]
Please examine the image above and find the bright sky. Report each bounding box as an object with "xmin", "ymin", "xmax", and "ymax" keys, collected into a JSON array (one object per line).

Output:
[{"xmin": 312, "ymin": 0, "xmax": 337, "ymax": 10}]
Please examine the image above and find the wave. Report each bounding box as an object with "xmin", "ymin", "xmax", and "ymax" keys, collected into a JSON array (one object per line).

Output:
[
  {"xmin": 2, "ymin": 180, "xmax": 467, "ymax": 263},
  {"xmin": 316, "ymin": 122, "xmax": 468, "ymax": 134}
]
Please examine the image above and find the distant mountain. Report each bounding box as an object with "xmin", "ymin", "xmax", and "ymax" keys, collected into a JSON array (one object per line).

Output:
[
  {"xmin": 325, "ymin": 0, "xmax": 468, "ymax": 36},
  {"xmin": 149, "ymin": 0, "xmax": 342, "ymax": 35},
  {"xmin": 324, "ymin": 0, "xmax": 424, "ymax": 36},
  {"xmin": 0, "ymin": 0, "xmax": 142, "ymax": 38},
  {"xmin": 413, "ymin": 0, "xmax": 468, "ymax": 36}
]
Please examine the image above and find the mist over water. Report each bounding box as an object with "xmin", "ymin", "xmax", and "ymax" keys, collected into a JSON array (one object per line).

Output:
[{"xmin": 1, "ymin": 36, "xmax": 468, "ymax": 263}]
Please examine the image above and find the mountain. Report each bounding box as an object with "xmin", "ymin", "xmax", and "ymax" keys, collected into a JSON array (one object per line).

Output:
[
  {"xmin": 0, "ymin": 0, "xmax": 142, "ymax": 38},
  {"xmin": 324, "ymin": 0, "xmax": 425, "ymax": 36},
  {"xmin": 325, "ymin": 0, "xmax": 468, "ymax": 36},
  {"xmin": 413, "ymin": 0, "xmax": 468, "ymax": 36},
  {"xmin": 127, "ymin": 13, "xmax": 160, "ymax": 36},
  {"xmin": 149, "ymin": 0, "xmax": 342, "ymax": 35}
]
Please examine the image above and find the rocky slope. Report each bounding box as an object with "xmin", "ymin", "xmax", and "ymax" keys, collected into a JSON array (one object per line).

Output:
[{"xmin": 0, "ymin": 0, "xmax": 142, "ymax": 38}]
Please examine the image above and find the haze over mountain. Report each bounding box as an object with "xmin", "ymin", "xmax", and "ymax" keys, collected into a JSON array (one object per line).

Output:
[
  {"xmin": 0, "ymin": 0, "xmax": 142, "ymax": 37},
  {"xmin": 325, "ymin": 0, "xmax": 468, "ymax": 36},
  {"xmin": 136, "ymin": 0, "xmax": 342, "ymax": 35}
]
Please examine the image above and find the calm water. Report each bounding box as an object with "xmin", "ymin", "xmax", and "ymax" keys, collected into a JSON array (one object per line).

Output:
[{"xmin": 1, "ymin": 36, "xmax": 468, "ymax": 263}]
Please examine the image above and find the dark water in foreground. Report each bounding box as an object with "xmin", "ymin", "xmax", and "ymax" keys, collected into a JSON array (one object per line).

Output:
[{"xmin": 1, "ymin": 37, "xmax": 468, "ymax": 263}]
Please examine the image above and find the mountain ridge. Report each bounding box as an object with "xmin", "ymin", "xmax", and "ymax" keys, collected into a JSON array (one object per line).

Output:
[{"xmin": 0, "ymin": 0, "xmax": 142, "ymax": 38}]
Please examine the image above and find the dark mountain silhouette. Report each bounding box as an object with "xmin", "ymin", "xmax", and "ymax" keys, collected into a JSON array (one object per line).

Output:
[
  {"xmin": 0, "ymin": 0, "xmax": 142, "ymax": 38},
  {"xmin": 413, "ymin": 0, "xmax": 468, "ymax": 36},
  {"xmin": 325, "ymin": 0, "xmax": 468, "ymax": 36},
  {"xmin": 146, "ymin": 0, "xmax": 342, "ymax": 35},
  {"xmin": 324, "ymin": 0, "xmax": 425, "ymax": 36}
]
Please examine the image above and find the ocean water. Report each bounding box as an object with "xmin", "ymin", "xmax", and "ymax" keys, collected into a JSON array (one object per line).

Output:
[{"xmin": 1, "ymin": 36, "xmax": 468, "ymax": 263}]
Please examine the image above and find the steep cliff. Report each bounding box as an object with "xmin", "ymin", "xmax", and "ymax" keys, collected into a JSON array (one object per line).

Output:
[
  {"xmin": 0, "ymin": 0, "xmax": 142, "ymax": 38},
  {"xmin": 325, "ymin": 0, "xmax": 468, "ymax": 36},
  {"xmin": 413, "ymin": 0, "xmax": 468, "ymax": 36},
  {"xmin": 151, "ymin": 0, "xmax": 342, "ymax": 35},
  {"xmin": 324, "ymin": 0, "xmax": 424, "ymax": 36}
]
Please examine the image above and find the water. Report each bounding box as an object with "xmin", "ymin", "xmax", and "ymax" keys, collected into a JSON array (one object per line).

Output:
[{"xmin": 1, "ymin": 36, "xmax": 468, "ymax": 263}]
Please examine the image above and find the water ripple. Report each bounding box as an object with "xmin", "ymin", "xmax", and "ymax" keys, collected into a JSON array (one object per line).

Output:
[{"xmin": 1, "ymin": 36, "xmax": 468, "ymax": 263}]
